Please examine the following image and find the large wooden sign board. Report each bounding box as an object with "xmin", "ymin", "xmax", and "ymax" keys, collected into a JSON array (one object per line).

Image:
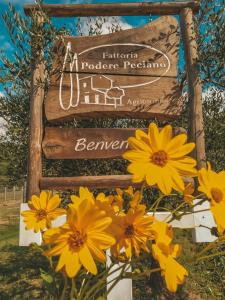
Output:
[
  {"xmin": 46, "ymin": 16, "xmax": 182, "ymax": 121},
  {"xmin": 23, "ymin": 2, "xmax": 207, "ymax": 300},
  {"xmin": 24, "ymin": 0, "xmax": 206, "ymax": 198}
]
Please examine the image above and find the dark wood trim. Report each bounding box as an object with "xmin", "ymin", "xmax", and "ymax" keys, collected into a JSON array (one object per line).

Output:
[
  {"xmin": 180, "ymin": 8, "xmax": 206, "ymax": 169},
  {"xmin": 24, "ymin": 2, "xmax": 200, "ymax": 17}
]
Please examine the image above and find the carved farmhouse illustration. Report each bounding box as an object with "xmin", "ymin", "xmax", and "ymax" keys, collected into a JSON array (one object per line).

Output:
[{"xmin": 79, "ymin": 75, "xmax": 125, "ymax": 108}]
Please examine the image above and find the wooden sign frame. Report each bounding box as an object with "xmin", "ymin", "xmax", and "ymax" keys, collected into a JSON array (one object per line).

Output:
[{"xmin": 24, "ymin": 1, "xmax": 206, "ymax": 199}]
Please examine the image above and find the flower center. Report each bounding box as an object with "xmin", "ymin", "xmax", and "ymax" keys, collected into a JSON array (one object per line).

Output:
[
  {"xmin": 36, "ymin": 209, "xmax": 47, "ymax": 220},
  {"xmin": 68, "ymin": 230, "xmax": 86, "ymax": 250},
  {"xmin": 151, "ymin": 150, "xmax": 168, "ymax": 167},
  {"xmin": 211, "ymin": 188, "xmax": 223, "ymax": 203},
  {"xmin": 124, "ymin": 224, "xmax": 134, "ymax": 238}
]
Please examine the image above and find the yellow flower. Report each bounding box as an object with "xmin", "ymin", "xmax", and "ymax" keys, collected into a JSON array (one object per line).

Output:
[
  {"xmin": 111, "ymin": 206, "xmax": 154, "ymax": 258},
  {"xmin": 96, "ymin": 192, "xmax": 122, "ymax": 214},
  {"xmin": 150, "ymin": 219, "xmax": 173, "ymax": 247},
  {"xmin": 183, "ymin": 183, "xmax": 195, "ymax": 204},
  {"xmin": 198, "ymin": 163, "xmax": 225, "ymax": 233},
  {"xmin": 21, "ymin": 191, "xmax": 65, "ymax": 233},
  {"xmin": 123, "ymin": 123, "xmax": 197, "ymax": 195},
  {"xmin": 116, "ymin": 186, "xmax": 142, "ymax": 209},
  {"xmin": 152, "ymin": 243, "xmax": 188, "ymax": 292},
  {"xmin": 44, "ymin": 197, "xmax": 115, "ymax": 278},
  {"xmin": 70, "ymin": 187, "xmax": 95, "ymax": 208}
]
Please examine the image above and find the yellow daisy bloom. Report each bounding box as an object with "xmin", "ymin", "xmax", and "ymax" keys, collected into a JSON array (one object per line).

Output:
[
  {"xmin": 44, "ymin": 197, "xmax": 115, "ymax": 278},
  {"xmin": 123, "ymin": 123, "xmax": 197, "ymax": 195},
  {"xmin": 111, "ymin": 206, "xmax": 154, "ymax": 258},
  {"xmin": 152, "ymin": 243, "xmax": 188, "ymax": 292},
  {"xmin": 21, "ymin": 191, "xmax": 66, "ymax": 233},
  {"xmin": 198, "ymin": 163, "xmax": 225, "ymax": 233}
]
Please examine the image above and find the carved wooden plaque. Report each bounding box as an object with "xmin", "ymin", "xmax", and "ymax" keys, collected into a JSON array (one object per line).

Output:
[
  {"xmin": 45, "ymin": 16, "xmax": 182, "ymax": 121},
  {"xmin": 42, "ymin": 127, "xmax": 185, "ymax": 160},
  {"xmin": 43, "ymin": 127, "xmax": 137, "ymax": 159}
]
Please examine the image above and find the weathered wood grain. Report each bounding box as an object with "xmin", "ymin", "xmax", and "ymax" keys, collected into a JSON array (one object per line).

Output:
[
  {"xmin": 40, "ymin": 174, "xmax": 193, "ymax": 190},
  {"xmin": 52, "ymin": 16, "xmax": 179, "ymax": 78},
  {"xmin": 46, "ymin": 76, "xmax": 182, "ymax": 121},
  {"xmin": 45, "ymin": 16, "xmax": 182, "ymax": 122},
  {"xmin": 180, "ymin": 8, "xmax": 206, "ymax": 169},
  {"xmin": 27, "ymin": 17, "xmax": 44, "ymax": 200},
  {"xmin": 24, "ymin": 2, "xmax": 200, "ymax": 17},
  {"xmin": 40, "ymin": 175, "xmax": 138, "ymax": 190},
  {"xmin": 42, "ymin": 127, "xmax": 186, "ymax": 160}
]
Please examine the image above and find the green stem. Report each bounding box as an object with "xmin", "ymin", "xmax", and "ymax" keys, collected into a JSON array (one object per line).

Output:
[
  {"xmin": 125, "ymin": 267, "xmax": 161, "ymax": 280},
  {"xmin": 106, "ymin": 264, "xmax": 128, "ymax": 296},
  {"xmin": 60, "ymin": 274, "xmax": 68, "ymax": 300},
  {"xmin": 167, "ymin": 199, "xmax": 207, "ymax": 223},
  {"xmin": 192, "ymin": 235, "xmax": 225, "ymax": 261},
  {"xmin": 195, "ymin": 250, "xmax": 225, "ymax": 262},
  {"xmin": 70, "ymin": 277, "xmax": 77, "ymax": 300},
  {"xmin": 49, "ymin": 256, "xmax": 59, "ymax": 299},
  {"xmin": 82, "ymin": 263, "xmax": 129, "ymax": 300},
  {"xmin": 150, "ymin": 194, "xmax": 177, "ymax": 212},
  {"xmin": 41, "ymin": 230, "xmax": 59, "ymax": 299},
  {"xmin": 77, "ymin": 272, "xmax": 88, "ymax": 300}
]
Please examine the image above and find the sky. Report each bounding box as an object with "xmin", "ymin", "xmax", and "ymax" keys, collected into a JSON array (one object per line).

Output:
[{"xmin": 0, "ymin": 0, "xmax": 155, "ymax": 59}]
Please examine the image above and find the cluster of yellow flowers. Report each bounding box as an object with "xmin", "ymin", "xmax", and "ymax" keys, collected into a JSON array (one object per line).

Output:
[
  {"xmin": 21, "ymin": 123, "xmax": 225, "ymax": 294},
  {"xmin": 22, "ymin": 187, "xmax": 188, "ymax": 292}
]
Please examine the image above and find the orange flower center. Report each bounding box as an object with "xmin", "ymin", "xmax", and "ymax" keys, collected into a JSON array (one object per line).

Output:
[
  {"xmin": 151, "ymin": 150, "xmax": 168, "ymax": 167},
  {"xmin": 68, "ymin": 231, "xmax": 86, "ymax": 250},
  {"xmin": 211, "ymin": 188, "xmax": 223, "ymax": 203},
  {"xmin": 124, "ymin": 224, "xmax": 134, "ymax": 238},
  {"xmin": 36, "ymin": 209, "xmax": 47, "ymax": 220}
]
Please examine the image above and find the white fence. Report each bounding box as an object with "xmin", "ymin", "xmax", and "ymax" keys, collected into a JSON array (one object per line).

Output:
[{"xmin": 0, "ymin": 186, "xmax": 25, "ymax": 203}]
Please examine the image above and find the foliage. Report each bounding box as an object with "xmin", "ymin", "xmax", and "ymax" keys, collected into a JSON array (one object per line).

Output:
[{"xmin": 197, "ymin": 0, "xmax": 225, "ymax": 89}]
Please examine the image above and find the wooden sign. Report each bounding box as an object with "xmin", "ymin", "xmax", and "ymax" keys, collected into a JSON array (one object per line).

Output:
[
  {"xmin": 43, "ymin": 127, "xmax": 136, "ymax": 159},
  {"xmin": 45, "ymin": 16, "xmax": 183, "ymax": 122},
  {"xmin": 42, "ymin": 127, "xmax": 185, "ymax": 159}
]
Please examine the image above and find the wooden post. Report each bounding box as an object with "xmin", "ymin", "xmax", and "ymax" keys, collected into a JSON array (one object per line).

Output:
[
  {"xmin": 180, "ymin": 8, "xmax": 206, "ymax": 169},
  {"xmin": 24, "ymin": 2, "xmax": 200, "ymax": 17},
  {"xmin": 21, "ymin": 186, "xmax": 24, "ymax": 202},
  {"xmin": 26, "ymin": 16, "xmax": 45, "ymax": 200},
  {"xmin": 4, "ymin": 187, "xmax": 7, "ymax": 203}
]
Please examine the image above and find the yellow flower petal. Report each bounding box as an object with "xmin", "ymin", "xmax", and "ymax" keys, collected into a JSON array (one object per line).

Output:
[
  {"xmin": 47, "ymin": 194, "xmax": 61, "ymax": 211},
  {"xmin": 39, "ymin": 191, "xmax": 48, "ymax": 209},
  {"xmin": 79, "ymin": 245, "xmax": 97, "ymax": 275},
  {"xmin": 165, "ymin": 134, "xmax": 187, "ymax": 153},
  {"xmin": 210, "ymin": 201, "xmax": 225, "ymax": 234}
]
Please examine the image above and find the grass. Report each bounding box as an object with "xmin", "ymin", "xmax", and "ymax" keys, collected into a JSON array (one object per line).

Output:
[{"xmin": 0, "ymin": 224, "xmax": 49, "ymax": 299}]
